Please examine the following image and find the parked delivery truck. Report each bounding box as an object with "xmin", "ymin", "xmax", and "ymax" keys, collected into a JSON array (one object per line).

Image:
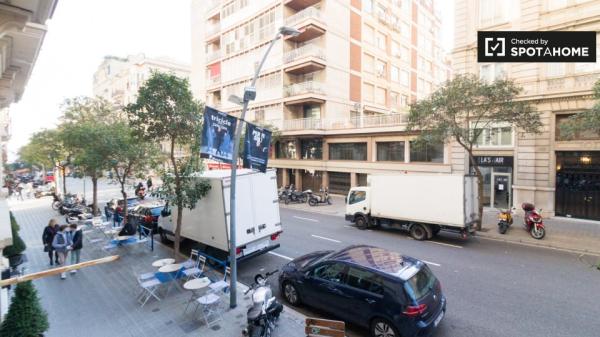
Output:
[
  {"xmin": 158, "ymin": 169, "xmax": 282, "ymax": 262},
  {"xmin": 345, "ymin": 174, "xmax": 479, "ymax": 240}
]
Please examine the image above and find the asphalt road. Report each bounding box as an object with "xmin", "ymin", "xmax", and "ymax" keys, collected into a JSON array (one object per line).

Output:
[
  {"xmin": 64, "ymin": 178, "xmax": 600, "ymax": 337},
  {"xmin": 237, "ymin": 208, "xmax": 600, "ymax": 337}
]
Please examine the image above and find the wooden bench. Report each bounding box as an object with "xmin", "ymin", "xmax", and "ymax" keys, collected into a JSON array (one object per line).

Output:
[{"xmin": 305, "ymin": 318, "xmax": 345, "ymax": 337}]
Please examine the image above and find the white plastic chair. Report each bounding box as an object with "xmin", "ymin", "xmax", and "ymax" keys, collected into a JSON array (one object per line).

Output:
[
  {"xmin": 195, "ymin": 293, "xmax": 222, "ymax": 328},
  {"xmin": 135, "ymin": 273, "xmax": 161, "ymax": 307},
  {"xmin": 209, "ymin": 266, "xmax": 230, "ymax": 295},
  {"xmin": 182, "ymin": 249, "xmax": 199, "ymax": 269},
  {"xmin": 183, "ymin": 255, "xmax": 206, "ymax": 281}
]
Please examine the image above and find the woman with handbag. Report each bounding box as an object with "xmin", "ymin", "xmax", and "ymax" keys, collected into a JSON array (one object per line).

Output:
[{"xmin": 42, "ymin": 219, "xmax": 59, "ymax": 266}]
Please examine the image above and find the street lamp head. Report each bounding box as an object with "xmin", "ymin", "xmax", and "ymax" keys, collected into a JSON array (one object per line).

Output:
[
  {"xmin": 278, "ymin": 26, "xmax": 301, "ymax": 37},
  {"xmin": 228, "ymin": 95, "xmax": 244, "ymax": 106}
]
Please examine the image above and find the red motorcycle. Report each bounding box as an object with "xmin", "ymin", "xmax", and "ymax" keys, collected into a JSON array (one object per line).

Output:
[{"xmin": 522, "ymin": 203, "xmax": 545, "ymax": 239}]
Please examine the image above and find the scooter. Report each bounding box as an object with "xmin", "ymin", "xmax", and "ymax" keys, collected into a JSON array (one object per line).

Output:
[
  {"xmin": 522, "ymin": 203, "xmax": 546, "ymax": 239},
  {"xmin": 283, "ymin": 185, "xmax": 308, "ymax": 204},
  {"xmin": 307, "ymin": 187, "xmax": 332, "ymax": 206},
  {"xmin": 242, "ymin": 270, "xmax": 283, "ymax": 337},
  {"xmin": 497, "ymin": 208, "xmax": 513, "ymax": 234},
  {"xmin": 65, "ymin": 204, "xmax": 93, "ymax": 224}
]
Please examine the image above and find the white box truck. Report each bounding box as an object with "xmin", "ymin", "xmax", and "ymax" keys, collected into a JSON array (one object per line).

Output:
[
  {"xmin": 345, "ymin": 174, "xmax": 479, "ymax": 240},
  {"xmin": 158, "ymin": 169, "xmax": 282, "ymax": 262}
]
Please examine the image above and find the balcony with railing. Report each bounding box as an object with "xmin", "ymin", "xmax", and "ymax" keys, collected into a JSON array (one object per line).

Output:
[
  {"xmin": 284, "ymin": 0, "xmax": 322, "ymax": 11},
  {"xmin": 267, "ymin": 113, "xmax": 408, "ymax": 133},
  {"xmin": 207, "ymin": 74, "xmax": 221, "ymax": 87},
  {"xmin": 284, "ymin": 6, "xmax": 326, "ymax": 43},
  {"xmin": 206, "ymin": 0, "xmax": 220, "ymax": 18},
  {"xmin": 206, "ymin": 50, "xmax": 221, "ymax": 63},
  {"xmin": 206, "ymin": 23, "xmax": 221, "ymax": 42},
  {"xmin": 283, "ymin": 81, "xmax": 326, "ymax": 105},
  {"xmin": 283, "ymin": 44, "xmax": 326, "ymax": 74}
]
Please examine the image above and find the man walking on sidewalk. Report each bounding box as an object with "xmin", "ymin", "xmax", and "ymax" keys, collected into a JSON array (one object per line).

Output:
[
  {"xmin": 52, "ymin": 225, "xmax": 73, "ymax": 279},
  {"xmin": 69, "ymin": 224, "xmax": 83, "ymax": 274}
]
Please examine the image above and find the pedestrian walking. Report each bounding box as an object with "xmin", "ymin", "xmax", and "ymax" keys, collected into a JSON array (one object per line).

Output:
[
  {"xmin": 42, "ymin": 219, "xmax": 59, "ymax": 266},
  {"xmin": 15, "ymin": 182, "xmax": 23, "ymax": 201},
  {"xmin": 113, "ymin": 208, "xmax": 122, "ymax": 227},
  {"xmin": 146, "ymin": 176, "xmax": 153, "ymax": 190},
  {"xmin": 69, "ymin": 224, "xmax": 83, "ymax": 274},
  {"xmin": 52, "ymin": 224, "xmax": 73, "ymax": 279}
]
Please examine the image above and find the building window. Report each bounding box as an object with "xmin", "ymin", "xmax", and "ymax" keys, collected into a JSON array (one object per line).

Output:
[
  {"xmin": 547, "ymin": 0, "xmax": 566, "ymax": 10},
  {"xmin": 479, "ymin": 64, "xmax": 506, "ymax": 82},
  {"xmin": 392, "ymin": 41, "xmax": 400, "ymax": 58},
  {"xmin": 376, "ymin": 32, "xmax": 386, "ymax": 50},
  {"xmin": 300, "ymin": 139, "xmax": 323, "ymax": 159},
  {"xmin": 375, "ymin": 60, "xmax": 386, "ymax": 77},
  {"xmin": 401, "ymin": 22, "xmax": 410, "ymax": 38},
  {"xmin": 275, "ymin": 140, "xmax": 296, "ymax": 159},
  {"xmin": 329, "ymin": 143, "xmax": 368, "ymax": 161},
  {"xmin": 473, "ymin": 124, "xmax": 514, "ymax": 147},
  {"xmin": 254, "ymin": 109, "xmax": 264, "ymax": 122},
  {"xmin": 401, "ymin": 46, "xmax": 410, "ymax": 61},
  {"xmin": 364, "ymin": 54, "xmax": 375, "ymax": 73},
  {"xmin": 555, "ymin": 114, "xmax": 600, "ymax": 140},
  {"xmin": 390, "ymin": 91, "xmax": 399, "ymax": 109},
  {"xmin": 400, "ymin": 70, "xmax": 409, "ymax": 86},
  {"xmin": 547, "ymin": 63, "xmax": 565, "ymax": 77},
  {"xmin": 479, "ymin": 0, "xmax": 509, "ymax": 27},
  {"xmin": 377, "ymin": 141, "xmax": 405, "ymax": 161},
  {"xmin": 363, "ymin": 83, "xmax": 374, "ymax": 102},
  {"xmin": 375, "ymin": 87, "xmax": 386, "ymax": 105},
  {"xmin": 364, "ymin": 25, "xmax": 375, "ymax": 45},
  {"xmin": 409, "ymin": 141, "xmax": 443, "ymax": 163},
  {"xmin": 391, "ymin": 66, "xmax": 400, "ymax": 82},
  {"xmin": 364, "ymin": 0, "xmax": 373, "ymax": 13},
  {"xmin": 400, "ymin": 94, "xmax": 408, "ymax": 107}
]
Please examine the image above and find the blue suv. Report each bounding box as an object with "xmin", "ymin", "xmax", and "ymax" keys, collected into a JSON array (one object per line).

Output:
[{"xmin": 279, "ymin": 245, "xmax": 446, "ymax": 337}]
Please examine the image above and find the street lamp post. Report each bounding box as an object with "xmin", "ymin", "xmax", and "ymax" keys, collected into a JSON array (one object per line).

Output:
[{"xmin": 227, "ymin": 26, "xmax": 300, "ymax": 308}]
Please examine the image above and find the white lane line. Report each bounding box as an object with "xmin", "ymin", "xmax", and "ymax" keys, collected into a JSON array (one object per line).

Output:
[
  {"xmin": 293, "ymin": 216, "xmax": 319, "ymax": 222},
  {"xmin": 268, "ymin": 251, "xmax": 294, "ymax": 261},
  {"xmin": 427, "ymin": 241, "xmax": 463, "ymax": 249},
  {"xmin": 343, "ymin": 225, "xmax": 354, "ymax": 229},
  {"xmin": 422, "ymin": 260, "xmax": 441, "ymax": 267},
  {"xmin": 311, "ymin": 234, "xmax": 341, "ymax": 243}
]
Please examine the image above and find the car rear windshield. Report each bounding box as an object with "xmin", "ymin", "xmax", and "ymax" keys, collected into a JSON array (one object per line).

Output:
[{"xmin": 403, "ymin": 266, "xmax": 437, "ymax": 301}]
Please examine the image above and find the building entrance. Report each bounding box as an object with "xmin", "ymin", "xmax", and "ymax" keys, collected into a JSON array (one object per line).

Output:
[{"xmin": 555, "ymin": 152, "xmax": 600, "ymax": 220}]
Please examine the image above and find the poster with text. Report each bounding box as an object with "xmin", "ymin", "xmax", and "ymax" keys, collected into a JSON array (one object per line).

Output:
[
  {"xmin": 200, "ymin": 106, "xmax": 237, "ymax": 163},
  {"xmin": 243, "ymin": 123, "xmax": 272, "ymax": 173}
]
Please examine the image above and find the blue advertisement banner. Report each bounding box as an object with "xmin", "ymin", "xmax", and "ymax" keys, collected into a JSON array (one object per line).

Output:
[
  {"xmin": 200, "ymin": 106, "xmax": 237, "ymax": 163},
  {"xmin": 243, "ymin": 123, "xmax": 272, "ymax": 173}
]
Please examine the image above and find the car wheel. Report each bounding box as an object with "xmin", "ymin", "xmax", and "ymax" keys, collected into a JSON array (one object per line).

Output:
[
  {"xmin": 355, "ymin": 215, "xmax": 368, "ymax": 230},
  {"xmin": 282, "ymin": 282, "xmax": 300, "ymax": 306},
  {"xmin": 371, "ymin": 318, "xmax": 399, "ymax": 337},
  {"xmin": 410, "ymin": 224, "xmax": 428, "ymax": 241}
]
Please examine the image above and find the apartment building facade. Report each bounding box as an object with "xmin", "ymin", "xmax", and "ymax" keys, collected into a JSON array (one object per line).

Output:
[
  {"xmin": 92, "ymin": 54, "xmax": 191, "ymax": 158},
  {"xmin": 191, "ymin": 0, "xmax": 450, "ymax": 194},
  {"xmin": 452, "ymin": 0, "xmax": 600, "ymax": 219}
]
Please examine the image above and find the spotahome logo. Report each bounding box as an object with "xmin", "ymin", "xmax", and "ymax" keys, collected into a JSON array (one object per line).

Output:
[{"xmin": 478, "ymin": 31, "xmax": 596, "ymax": 63}]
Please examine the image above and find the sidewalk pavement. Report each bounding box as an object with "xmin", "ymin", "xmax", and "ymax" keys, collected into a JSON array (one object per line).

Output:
[
  {"xmin": 280, "ymin": 195, "xmax": 600, "ymax": 255},
  {"xmin": 9, "ymin": 198, "xmax": 306, "ymax": 337}
]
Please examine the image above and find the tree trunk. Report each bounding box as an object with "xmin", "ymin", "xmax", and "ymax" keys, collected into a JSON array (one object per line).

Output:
[
  {"xmin": 61, "ymin": 166, "xmax": 67, "ymax": 196},
  {"xmin": 91, "ymin": 175, "xmax": 98, "ymax": 216},
  {"xmin": 121, "ymin": 184, "xmax": 128, "ymax": 222},
  {"xmin": 170, "ymin": 138, "xmax": 183, "ymax": 260},
  {"xmin": 467, "ymin": 151, "xmax": 484, "ymax": 231}
]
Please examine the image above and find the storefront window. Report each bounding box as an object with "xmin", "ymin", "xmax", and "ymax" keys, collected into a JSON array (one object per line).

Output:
[
  {"xmin": 377, "ymin": 142, "xmax": 405, "ymax": 161},
  {"xmin": 329, "ymin": 143, "xmax": 368, "ymax": 161},
  {"xmin": 300, "ymin": 139, "xmax": 323, "ymax": 160},
  {"xmin": 555, "ymin": 114, "xmax": 600, "ymax": 141},
  {"xmin": 409, "ymin": 142, "xmax": 443, "ymax": 163},
  {"xmin": 275, "ymin": 140, "xmax": 296, "ymax": 159}
]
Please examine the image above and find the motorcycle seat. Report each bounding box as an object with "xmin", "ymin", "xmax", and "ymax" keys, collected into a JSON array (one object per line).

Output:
[{"xmin": 247, "ymin": 304, "xmax": 262, "ymax": 320}]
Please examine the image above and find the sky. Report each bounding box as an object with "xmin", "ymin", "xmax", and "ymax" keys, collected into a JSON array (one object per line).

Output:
[{"xmin": 7, "ymin": 0, "xmax": 454, "ymax": 162}]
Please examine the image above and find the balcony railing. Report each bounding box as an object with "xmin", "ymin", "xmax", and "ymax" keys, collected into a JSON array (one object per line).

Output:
[
  {"xmin": 206, "ymin": 23, "xmax": 221, "ymax": 37},
  {"xmin": 207, "ymin": 50, "xmax": 222, "ymax": 63},
  {"xmin": 208, "ymin": 75, "xmax": 221, "ymax": 85},
  {"xmin": 283, "ymin": 44, "xmax": 326, "ymax": 63},
  {"xmin": 284, "ymin": 81, "xmax": 325, "ymax": 97},
  {"xmin": 285, "ymin": 6, "xmax": 323, "ymax": 26},
  {"xmin": 266, "ymin": 113, "xmax": 408, "ymax": 132}
]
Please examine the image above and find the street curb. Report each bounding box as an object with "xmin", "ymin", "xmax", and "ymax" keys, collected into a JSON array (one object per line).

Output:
[{"xmin": 475, "ymin": 232, "xmax": 600, "ymax": 257}]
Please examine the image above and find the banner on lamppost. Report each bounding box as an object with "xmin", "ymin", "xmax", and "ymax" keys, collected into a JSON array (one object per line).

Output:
[
  {"xmin": 200, "ymin": 106, "xmax": 238, "ymax": 163},
  {"xmin": 243, "ymin": 123, "xmax": 272, "ymax": 173}
]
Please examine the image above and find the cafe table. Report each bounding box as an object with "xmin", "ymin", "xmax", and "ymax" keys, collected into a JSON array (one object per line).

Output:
[{"xmin": 183, "ymin": 277, "xmax": 211, "ymax": 313}]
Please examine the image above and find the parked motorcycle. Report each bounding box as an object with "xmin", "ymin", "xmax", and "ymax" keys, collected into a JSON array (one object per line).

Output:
[
  {"xmin": 283, "ymin": 185, "xmax": 308, "ymax": 204},
  {"xmin": 65, "ymin": 204, "xmax": 93, "ymax": 224},
  {"xmin": 34, "ymin": 185, "xmax": 55, "ymax": 199},
  {"xmin": 522, "ymin": 202, "xmax": 546, "ymax": 239},
  {"xmin": 497, "ymin": 208, "xmax": 514, "ymax": 234},
  {"xmin": 307, "ymin": 187, "xmax": 332, "ymax": 206},
  {"xmin": 242, "ymin": 270, "xmax": 283, "ymax": 337}
]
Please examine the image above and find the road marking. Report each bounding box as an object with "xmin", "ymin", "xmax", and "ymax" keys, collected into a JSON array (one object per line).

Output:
[
  {"xmin": 293, "ymin": 216, "xmax": 319, "ymax": 222},
  {"xmin": 343, "ymin": 225, "xmax": 354, "ymax": 229},
  {"xmin": 422, "ymin": 260, "xmax": 441, "ymax": 267},
  {"xmin": 311, "ymin": 235, "xmax": 341, "ymax": 243},
  {"xmin": 268, "ymin": 251, "xmax": 294, "ymax": 261},
  {"xmin": 427, "ymin": 241, "xmax": 463, "ymax": 249}
]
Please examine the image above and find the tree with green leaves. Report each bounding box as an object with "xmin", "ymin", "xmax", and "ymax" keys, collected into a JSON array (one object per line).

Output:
[
  {"xmin": 126, "ymin": 72, "xmax": 211, "ymax": 258},
  {"xmin": 60, "ymin": 97, "xmax": 118, "ymax": 215},
  {"xmin": 407, "ymin": 74, "xmax": 542, "ymax": 230},
  {"xmin": 19, "ymin": 128, "xmax": 70, "ymax": 194},
  {"xmin": 0, "ymin": 281, "xmax": 49, "ymax": 337},
  {"xmin": 107, "ymin": 121, "xmax": 161, "ymax": 220},
  {"xmin": 559, "ymin": 79, "xmax": 600, "ymax": 139}
]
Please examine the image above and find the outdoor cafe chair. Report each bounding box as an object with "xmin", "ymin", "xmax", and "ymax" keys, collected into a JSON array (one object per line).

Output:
[
  {"xmin": 135, "ymin": 272, "xmax": 162, "ymax": 307},
  {"xmin": 194, "ymin": 292, "xmax": 222, "ymax": 328},
  {"xmin": 182, "ymin": 249, "xmax": 199, "ymax": 269},
  {"xmin": 183, "ymin": 255, "xmax": 206, "ymax": 281},
  {"xmin": 208, "ymin": 266, "xmax": 230, "ymax": 295}
]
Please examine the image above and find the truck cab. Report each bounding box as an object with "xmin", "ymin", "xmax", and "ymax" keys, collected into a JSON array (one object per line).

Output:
[{"xmin": 345, "ymin": 187, "xmax": 371, "ymax": 228}]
